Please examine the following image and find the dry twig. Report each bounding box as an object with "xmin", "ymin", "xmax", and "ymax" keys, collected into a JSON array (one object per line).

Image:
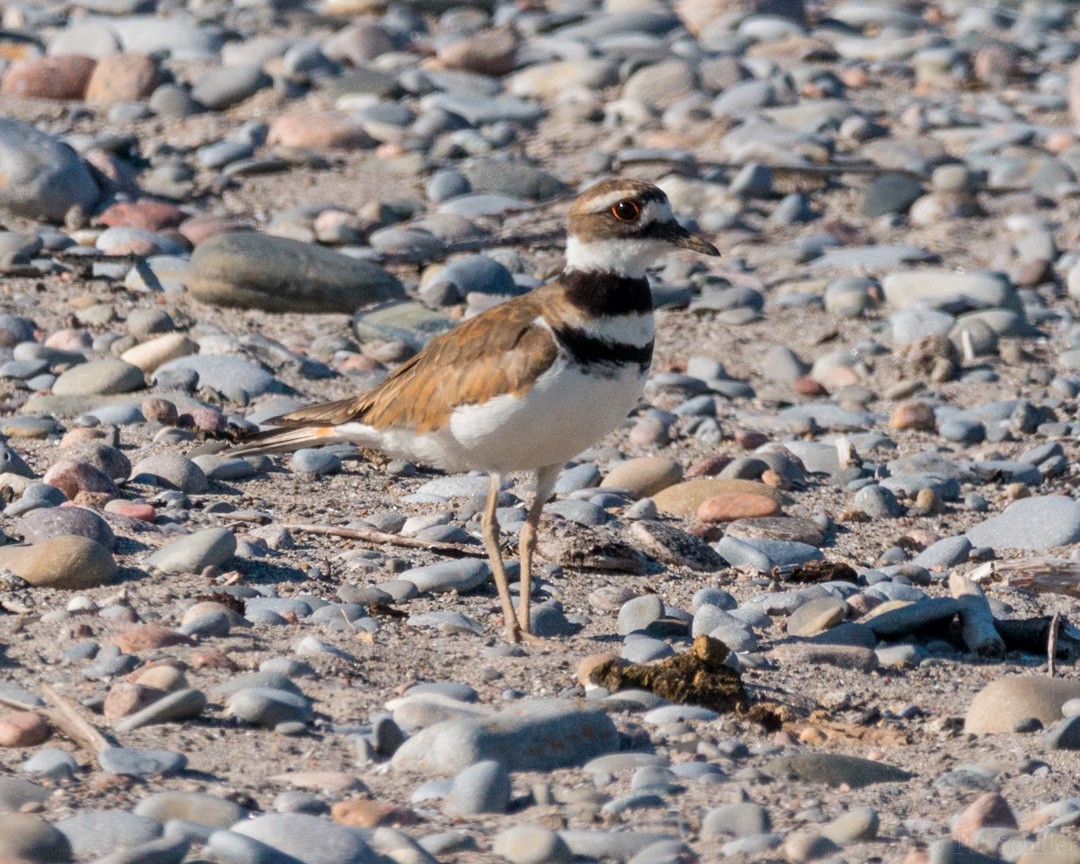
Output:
[
  {"xmin": 0, "ymin": 685, "xmax": 114, "ymax": 764},
  {"xmin": 281, "ymin": 522, "xmax": 486, "ymax": 558},
  {"xmin": 1049, "ymin": 612, "xmax": 1061, "ymax": 678}
]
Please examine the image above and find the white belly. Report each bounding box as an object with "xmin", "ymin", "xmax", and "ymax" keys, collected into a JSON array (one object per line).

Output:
[{"xmin": 335, "ymin": 357, "xmax": 647, "ymax": 473}]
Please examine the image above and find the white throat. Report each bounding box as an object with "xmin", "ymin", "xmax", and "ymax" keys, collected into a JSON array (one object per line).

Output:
[{"xmin": 564, "ymin": 235, "xmax": 661, "ymax": 279}]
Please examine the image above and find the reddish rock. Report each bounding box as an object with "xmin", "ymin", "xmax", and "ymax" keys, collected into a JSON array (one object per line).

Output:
[
  {"xmin": 44, "ymin": 459, "xmax": 120, "ymax": 500},
  {"xmin": 267, "ymin": 110, "xmax": 374, "ymax": 150},
  {"xmin": 106, "ymin": 501, "xmax": 156, "ymax": 522},
  {"xmin": 951, "ymin": 792, "xmax": 1017, "ymax": 846},
  {"xmin": 0, "ymin": 711, "xmax": 50, "ymax": 747},
  {"xmin": 436, "ymin": 25, "xmax": 518, "ymax": 75},
  {"xmin": 793, "ymin": 376, "xmax": 826, "ymax": 396},
  {"xmin": 60, "ymin": 428, "xmax": 112, "ymax": 448},
  {"xmin": 113, "ymin": 624, "xmax": 193, "ymax": 653},
  {"xmin": 697, "ymin": 492, "xmax": 782, "ymax": 523},
  {"xmin": 1, "ymin": 54, "xmax": 96, "ymax": 99},
  {"xmin": 331, "ymin": 799, "xmax": 417, "ymax": 828},
  {"xmin": 337, "ymin": 354, "xmax": 384, "ymax": 373},
  {"xmin": 686, "ymin": 454, "xmax": 734, "ymax": 479},
  {"xmin": 97, "ymin": 199, "xmax": 187, "ymax": 232},
  {"xmin": 734, "ymin": 429, "xmax": 769, "ymax": 450},
  {"xmin": 187, "ymin": 407, "xmax": 226, "ymax": 433},
  {"xmin": 103, "ymin": 682, "xmax": 165, "ymax": 721},
  {"xmin": 84, "ymin": 53, "xmax": 159, "ymax": 103},
  {"xmin": 191, "ymin": 647, "xmax": 238, "ymax": 671},
  {"xmin": 140, "ymin": 397, "xmax": 179, "ymax": 426},
  {"xmin": 177, "ymin": 215, "xmax": 255, "ymax": 246},
  {"xmin": 889, "ymin": 400, "xmax": 936, "ymax": 432}
]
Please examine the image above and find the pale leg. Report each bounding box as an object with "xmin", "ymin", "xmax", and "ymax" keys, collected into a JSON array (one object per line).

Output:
[
  {"xmin": 481, "ymin": 472, "xmax": 521, "ymax": 643},
  {"xmin": 517, "ymin": 464, "xmax": 561, "ymax": 634}
]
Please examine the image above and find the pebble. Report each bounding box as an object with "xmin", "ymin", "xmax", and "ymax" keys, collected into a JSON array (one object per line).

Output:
[
  {"xmin": 965, "ymin": 496, "xmax": 1080, "ymax": 550},
  {"xmin": 601, "ymin": 457, "xmax": 682, "ymax": 498},
  {"xmin": 447, "ymin": 760, "xmax": 511, "ymax": 815},
  {"xmin": 290, "ymin": 449, "xmax": 342, "ymax": 477},
  {"xmin": 0, "ymin": 812, "xmax": 74, "ymax": 861},
  {"xmin": 402, "ymin": 559, "xmax": 490, "ymax": 594},
  {"xmin": 147, "ymin": 527, "xmax": 237, "ymax": 574},
  {"xmin": 17, "ymin": 505, "xmax": 115, "ymax": 548},
  {"xmin": 98, "ymin": 748, "xmax": 187, "ymax": 778},
  {"xmin": 228, "ymin": 688, "xmax": 314, "ymax": 728},
  {"xmin": 52, "ymin": 358, "xmax": 145, "ymax": 397},
  {"xmin": 0, "ymin": 534, "xmax": 117, "ymax": 589},
  {"xmin": 392, "ymin": 700, "xmax": 618, "ymax": 773},
  {"xmin": 965, "ymin": 676, "xmax": 1080, "ymax": 734},
  {"xmin": 130, "ymin": 453, "xmax": 209, "ymax": 493},
  {"xmin": 56, "ymin": 811, "xmax": 163, "ymax": 859},
  {"xmin": 492, "ymin": 824, "xmax": 573, "ymax": 864}
]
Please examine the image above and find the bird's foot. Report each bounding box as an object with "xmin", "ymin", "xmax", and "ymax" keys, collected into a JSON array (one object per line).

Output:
[{"xmin": 503, "ymin": 620, "xmax": 544, "ymax": 646}]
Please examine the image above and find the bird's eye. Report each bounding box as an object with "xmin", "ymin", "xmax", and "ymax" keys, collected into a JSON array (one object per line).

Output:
[{"xmin": 611, "ymin": 200, "xmax": 640, "ymax": 222}]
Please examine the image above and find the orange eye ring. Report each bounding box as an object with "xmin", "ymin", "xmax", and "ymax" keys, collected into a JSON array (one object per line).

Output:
[{"xmin": 611, "ymin": 200, "xmax": 640, "ymax": 222}]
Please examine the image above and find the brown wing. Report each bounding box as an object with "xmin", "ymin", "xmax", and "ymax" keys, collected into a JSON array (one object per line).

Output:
[{"xmin": 271, "ymin": 291, "xmax": 559, "ymax": 434}]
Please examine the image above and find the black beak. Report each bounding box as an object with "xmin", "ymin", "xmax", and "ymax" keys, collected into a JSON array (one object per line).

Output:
[{"xmin": 650, "ymin": 220, "xmax": 721, "ymax": 256}]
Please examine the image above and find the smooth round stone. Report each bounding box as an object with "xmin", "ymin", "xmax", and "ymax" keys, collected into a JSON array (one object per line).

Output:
[
  {"xmin": 427, "ymin": 254, "xmax": 517, "ymax": 299},
  {"xmin": 232, "ymin": 813, "xmax": 377, "ymax": 864},
  {"xmin": 189, "ymin": 232, "xmax": 403, "ymax": 315},
  {"xmin": 147, "ymin": 527, "xmax": 237, "ymax": 575},
  {"xmin": 212, "ymin": 671, "xmax": 305, "ymax": 699},
  {"xmin": 427, "ymin": 169, "xmax": 470, "ymax": 202},
  {"xmin": 787, "ymin": 597, "xmax": 847, "ymax": 637},
  {"xmin": 853, "ymin": 484, "xmax": 903, "ymax": 518},
  {"xmin": 5, "ymin": 482, "xmax": 67, "ymax": 516},
  {"xmin": 0, "ymin": 812, "xmax": 73, "ymax": 861},
  {"xmin": 0, "ymin": 118, "xmax": 101, "ymax": 221},
  {"xmin": 965, "ymin": 496, "xmax": 1080, "ymax": 550},
  {"xmin": 191, "ymin": 454, "xmax": 256, "ymax": 480},
  {"xmin": 492, "ymin": 824, "xmax": 573, "ymax": 864},
  {"xmin": 130, "ymin": 453, "xmax": 208, "ymax": 494},
  {"xmin": 448, "ymin": 760, "xmax": 511, "ymax": 815},
  {"xmin": 0, "ymin": 776, "xmax": 50, "ymax": 811},
  {"xmin": 401, "ymin": 559, "xmax": 490, "ymax": 594},
  {"xmin": 97, "ymin": 747, "xmax": 187, "ymax": 777},
  {"xmin": 191, "ymin": 65, "xmax": 270, "ymax": 110},
  {"xmin": 114, "ymin": 688, "xmax": 208, "ymax": 734},
  {"xmin": 22, "ymin": 747, "xmax": 79, "ymax": 781},
  {"xmin": 544, "ymin": 498, "xmax": 607, "ymax": 526},
  {"xmin": 617, "ymin": 594, "xmax": 664, "ymax": 636},
  {"xmin": 153, "ymin": 354, "xmax": 276, "ymax": 400},
  {"xmin": 228, "ymin": 688, "xmax": 313, "ymax": 727},
  {"xmin": 0, "ymin": 535, "xmax": 116, "ymax": 589},
  {"xmin": 553, "ymin": 463, "xmax": 602, "ymax": 495},
  {"xmin": 56, "ymin": 810, "xmax": 163, "ymax": 858},
  {"xmin": 17, "ymin": 506, "xmax": 115, "ymax": 548},
  {"xmin": 290, "ymin": 449, "xmax": 342, "ymax": 477},
  {"xmin": 134, "ymin": 791, "xmax": 245, "ymax": 829},
  {"xmin": 621, "ymin": 637, "xmax": 674, "ymax": 663},
  {"xmin": 822, "ymin": 806, "xmax": 879, "ymax": 843},
  {"xmin": 652, "ymin": 479, "xmax": 785, "ymax": 517},
  {"xmin": 601, "ymin": 457, "xmax": 682, "ymax": 498},
  {"xmin": 51, "ymin": 358, "xmax": 145, "ymax": 396},
  {"xmin": 702, "ymin": 802, "xmax": 772, "ymax": 837},
  {"xmin": 121, "ymin": 333, "xmax": 197, "ymax": 373}
]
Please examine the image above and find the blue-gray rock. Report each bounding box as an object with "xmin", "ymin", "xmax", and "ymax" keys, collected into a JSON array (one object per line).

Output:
[
  {"xmin": 189, "ymin": 233, "xmax": 403, "ymax": 314},
  {"xmin": 401, "ymin": 559, "xmax": 490, "ymax": 594},
  {"xmin": 289, "ymin": 449, "xmax": 342, "ymax": 477},
  {"xmin": 766, "ymin": 752, "xmax": 912, "ymax": 788},
  {"xmin": 130, "ymin": 454, "xmax": 209, "ymax": 494},
  {"xmin": 965, "ymin": 496, "xmax": 1080, "ymax": 550},
  {"xmin": 91, "ymin": 834, "xmax": 191, "ymax": 864},
  {"xmin": 147, "ymin": 527, "xmax": 237, "ymax": 574},
  {"xmin": 702, "ymin": 802, "xmax": 772, "ymax": 837},
  {"xmin": 232, "ymin": 813, "xmax": 380, "ymax": 864},
  {"xmin": 558, "ymin": 832, "xmax": 677, "ymax": 863},
  {"xmin": 544, "ymin": 498, "xmax": 608, "ymax": 526},
  {"xmin": 392, "ymin": 699, "xmax": 618, "ymax": 774},
  {"xmin": 192, "ymin": 65, "xmax": 270, "ymax": 110},
  {"xmin": 207, "ymin": 829, "xmax": 307, "ymax": 864},
  {"xmin": 865, "ymin": 598, "xmax": 960, "ymax": 639},
  {"xmin": 98, "ymin": 748, "xmax": 187, "ymax": 777},
  {"xmin": 621, "ymin": 637, "xmax": 675, "ymax": 663},
  {"xmin": 153, "ymin": 355, "xmax": 276, "ymax": 400},
  {"xmin": 22, "ymin": 748, "xmax": 78, "ymax": 781},
  {"xmin": 114, "ymin": 689, "xmax": 207, "ymax": 734},
  {"xmin": 853, "ymin": 484, "xmax": 903, "ymax": 518},
  {"xmin": 227, "ymin": 688, "xmax": 313, "ymax": 727},
  {"xmin": 618, "ymin": 594, "xmax": 664, "ymax": 636},
  {"xmin": 448, "ymin": 759, "xmax": 511, "ymax": 815},
  {"xmin": 0, "ymin": 118, "xmax": 100, "ymax": 221},
  {"xmin": 56, "ymin": 811, "xmax": 163, "ymax": 858},
  {"xmin": 912, "ymin": 536, "xmax": 972, "ymax": 570}
]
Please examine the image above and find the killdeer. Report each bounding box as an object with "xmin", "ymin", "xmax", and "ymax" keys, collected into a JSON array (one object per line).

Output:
[{"xmin": 231, "ymin": 178, "xmax": 719, "ymax": 642}]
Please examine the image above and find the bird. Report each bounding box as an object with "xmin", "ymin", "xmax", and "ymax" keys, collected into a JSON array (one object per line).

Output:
[{"xmin": 229, "ymin": 178, "xmax": 720, "ymax": 643}]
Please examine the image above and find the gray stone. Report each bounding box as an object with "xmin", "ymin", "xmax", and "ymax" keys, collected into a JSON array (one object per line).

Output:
[
  {"xmin": 147, "ymin": 527, "xmax": 237, "ymax": 574},
  {"xmin": 854, "ymin": 484, "xmax": 903, "ymax": 518},
  {"xmin": 232, "ymin": 813, "xmax": 380, "ymax": 864},
  {"xmin": 865, "ymin": 598, "xmax": 960, "ymax": 638},
  {"xmin": 911, "ymin": 536, "xmax": 971, "ymax": 569},
  {"xmin": 192, "ymin": 65, "xmax": 270, "ymax": 110},
  {"xmin": 289, "ymin": 449, "xmax": 342, "ymax": 477},
  {"xmin": 447, "ymin": 759, "xmax": 511, "ymax": 814},
  {"xmin": 392, "ymin": 699, "xmax": 619, "ymax": 774},
  {"xmin": 766, "ymin": 752, "xmax": 912, "ymax": 788},
  {"xmin": 491, "ymin": 824, "xmax": 572, "ymax": 864},
  {"xmin": 965, "ymin": 496, "xmax": 1080, "ymax": 550},
  {"xmin": 189, "ymin": 233, "xmax": 403, "ymax": 314},
  {"xmin": 91, "ymin": 835, "xmax": 192, "ymax": 864},
  {"xmin": 0, "ymin": 118, "xmax": 100, "ymax": 222},
  {"xmin": 0, "ymin": 776, "xmax": 49, "ymax": 812},
  {"xmin": 153, "ymin": 355, "xmax": 276, "ymax": 400},
  {"xmin": 207, "ymin": 829, "xmax": 307, "ymax": 864},
  {"xmin": 618, "ymin": 594, "xmax": 665, "ymax": 635},
  {"xmin": 402, "ymin": 559, "xmax": 490, "ymax": 594},
  {"xmin": 130, "ymin": 454, "xmax": 209, "ymax": 494},
  {"xmin": 56, "ymin": 811, "xmax": 163, "ymax": 858},
  {"xmin": 114, "ymin": 689, "xmax": 207, "ymax": 733},
  {"xmin": 134, "ymin": 791, "xmax": 245, "ymax": 829},
  {"xmin": 22, "ymin": 747, "xmax": 79, "ymax": 781},
  {"xmin": 787, "ymin": 596, "xmax": 846, "ymax": 637},
  {"xmin": 17, "ymin": 505, "xmax": 115, "ymax": 548},
  {"xmin": 52, "ymin": 359, "xmax": 145, "ymax": 396},
  {"xmin": 98, "ymin": 748, "xmax": 187, "ymax": 777},
  {"xmin": 228, "ymin": 688, "xmax": 313, "ymax": 727}
]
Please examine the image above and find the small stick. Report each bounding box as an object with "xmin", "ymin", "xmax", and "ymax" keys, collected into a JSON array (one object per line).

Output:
[
  {"xmin": 1049, "ymin": 612, "xmax": 1060, "ymax": 678},
  {"xmin": 948, "ymin": 571, "xmax": 1006, "ymax": 660},
  {"xmin": 40, "ymin": 685, "xmax": 114, "ymax": 758},
  {"xmin": 280, "ymin": 523, "xmax": 486, "ymax": 558}
]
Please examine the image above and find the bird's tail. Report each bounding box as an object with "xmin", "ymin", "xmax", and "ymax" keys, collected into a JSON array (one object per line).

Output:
[{"xmin": 228, "ymin": 424, "xmax": 347, "ymax": 457}]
